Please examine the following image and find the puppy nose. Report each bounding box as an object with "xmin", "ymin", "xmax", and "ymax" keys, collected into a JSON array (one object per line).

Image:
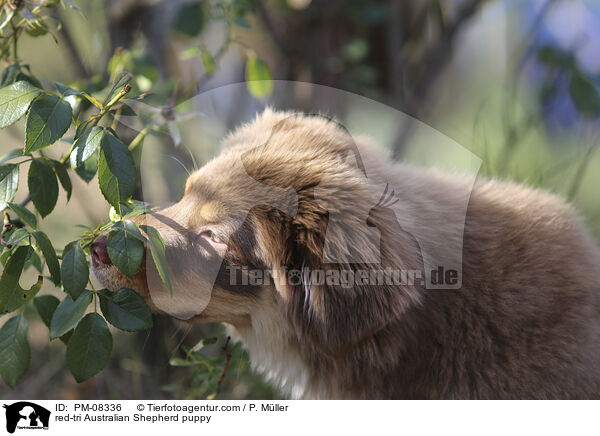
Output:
[{"xmin": 90, "ymin": 236, "xmax": 111, "ymax": 266}]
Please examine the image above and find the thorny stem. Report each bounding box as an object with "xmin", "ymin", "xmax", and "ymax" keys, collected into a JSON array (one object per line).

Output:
[{"xmin": 214, "ymin": 336, "xmax": 232, "ymax": 398}]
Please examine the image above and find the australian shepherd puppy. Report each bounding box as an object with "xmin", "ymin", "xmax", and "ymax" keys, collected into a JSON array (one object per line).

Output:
[{"xmin": 91, "ymin": 109, "xmax": 600, "ymax": 399}]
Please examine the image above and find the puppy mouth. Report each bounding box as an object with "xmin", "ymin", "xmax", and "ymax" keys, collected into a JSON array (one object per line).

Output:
[
  {"xmin": 89, "ymin": 235, "xmax": 143, "ymax": 292},
  {"xmin": 90, "ymin": 236, "xmax": 112, "ymax": 270}
]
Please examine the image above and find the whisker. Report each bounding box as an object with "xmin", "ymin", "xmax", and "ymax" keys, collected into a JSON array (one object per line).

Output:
[
  {"xmin": 183, "ymin": 145, "xmax": 199, "ymax": 172},
  {"xmin": 168, "ymin": 324, "xmax": 193, "ymax": 362},
  {"xmin": 166, "ymin": 154, "xmax": 191, "ymax": 176},
  {"xmin": 141, "ymin": 329, "xmax": 152, "ymax": 353}
]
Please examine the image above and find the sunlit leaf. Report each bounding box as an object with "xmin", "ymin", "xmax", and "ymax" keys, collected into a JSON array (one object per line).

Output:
[
  {"xmin": 245, "ymin": 56, "xmax": 273, "ymax": 98},
  {"xmin": 0, "ymin": 164, "xmax": 19, "ymax": 210},
  {"xmin": 24, "ymin": 94, "xmax": 72, "ymax": 153},
  {"xmin": 202, "ymin": 49, "xmax": 217, "ymax": 74},
  {"xmin": 98, "ymin": 133, "xmax": 136, "ymax": 212},
  {"xmin": 0, "ymin": 81, "xmax": 40, "ymax": 129},
  {"xmin": 107, "ymin": 220, "xmax": 144, "ymax": 278}
]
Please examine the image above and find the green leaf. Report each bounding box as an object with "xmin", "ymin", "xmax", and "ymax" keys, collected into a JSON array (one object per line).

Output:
[
  {"xmin": 0, "ymin": 65, "xmax": 22, "ymax": 88},
  {"xmin": 24, "ymin": 94, "xmax": 72, "ymax": 153},
  {"xmin": 106, "ymin": 222, "xmax": 144, "ymax": 277},
  {"xmin": 8, "ymin": 202, "xmax": 37, "ymax": 229},
  {"xmin": 103, "ymin": 72, "xmax": 132, "ymax": 106},
  {"xmin": 25, "ymin": 249, "xmax": 43, "ymax": 273},
  {"xmin": 245, "ymin": 56, "xmax": 273, "ymax": 98},
  {"xmin": 52, "ymin": 161, "xmax": 72, "ymax": 201},
  {"xmin": 72, "ymin": 126, "xmax": 104, "ymax": 167},
  {"xmin": 0, "ymin": 163, "xmax": 17, "ymax": 182},
  {"xmin": 5, "ymin": 228, "xmax": 29, "ymax": 246},
  {"xmin": 171, "ymin": 1, "xmax": 205, "ymax": 37},
  {"xmin": 49, "ymin": 290, "xmax": 92, "ymax": 339},
  {"xmin": 99, "ymin": 288, "xmax": 152, "ymax": 331},
  {"xmin": 33, "ymin": 294, "xmax": 60, "ymax": 327},
  {"xmin": 55, "ymin": 82, "xmax": 82, "ymax": 97},
  {"xmin": 537, "ymin": 46, "xmax": 574, "ymax": 69},
  {"xmin": 32, "ymin": 231, "xmax": 61, "ymax": 285},
  {"xmin": 0, "ymin": 250, "xmax": 10, "ymax": 266},
  {"xmin": 140, "ymin": 225, "xmax": 172, "ymax": 295},
  {"xmin": 0, "ymin": 81, "xmax": 40, "ymax": 129},
  {"xmin": 0, "ymin": 66, "xmax": 42, "ymax": 89},
  {"xmin": 0, "ymin": 246, "xmax": 43, "ymax": 314},
  {"xmin": 33, "ymin": 294, "xmax": 71, "ymax": 344},
  {"xmin": 71, "ymin": 148, "xmax": 98, "ymax": 183},
  {"xmin": 569, "ymin": 72, "xmax": 600, "ymax": 118},
  {"xmin": 189, "ymin": 336, "xmax": 218, "ymax": 353},
  {"xmin": 180, "ymin": 46, "xmax": 201, "ymax": 60},
  {"xmin": 0, "ymin": 315, "xmax": 30, "ymax": 388},
  {"xmin": 60, "ymin": 242, "xmax": 89, "ymax": 299},
  {"xmin": 169, "ymin": 357, "xmax": 195, "ymax": 367},
  {"xmin": 0, "ymin": 165, "xmax": 19, "ymax": 210},
  {"xmin": 28, "ymin": 159, "xmax": 59, "ymax": 217},
  {"xmin": 0, "ymin": 148, "xmax": 23, "ymax": 164},
  {"xmin": 201, "ymin": 49, "xmax": 217, "ymax": 74},
  {"xmin": 107, "ymin": 220, "xmax": 144, "ymax": 278},
  {"xmin": 98, "ymin": 133, "xmax": 136, "ymax": 211},
  {"xmin": 121, "ymin": 201, "xmax": 153, "ymax": 220},
  {"xmin": 66, "ymin": 313, "xmax": 112, "ymax": 382}
]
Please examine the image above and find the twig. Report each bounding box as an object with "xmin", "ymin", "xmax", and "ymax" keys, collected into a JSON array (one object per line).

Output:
[
  {"xmin": 254, "ymin": 0, "xmax": 289, "ymax": 57},
  {"xmin": 193, "ymin": 24, "xmax": 233, "ymax": 93},
  {"xmin": 54, "ymin": 8, "xmax": 89, "ymax": 78},
  {"xmin": 392, "ymin": 0, "xmax": 492, "ymax": 159},
  {"xmin": 214, "ymin": 336, "xmax": 232, "ymax": 397}
]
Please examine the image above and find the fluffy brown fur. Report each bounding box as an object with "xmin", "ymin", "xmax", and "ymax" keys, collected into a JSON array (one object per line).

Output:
[{"xmin": 92, "ymin": 109, "xmax": 600, "ymax": 399}]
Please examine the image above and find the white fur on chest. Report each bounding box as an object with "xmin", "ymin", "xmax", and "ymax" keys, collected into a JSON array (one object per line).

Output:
[{"xmin": 226, "ymin": 307, "xmax": 314, "ymax": 399}]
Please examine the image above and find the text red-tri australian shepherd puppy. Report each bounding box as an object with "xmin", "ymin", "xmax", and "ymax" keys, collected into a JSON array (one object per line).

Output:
[{"xmin": 91, "ymin": 109, "xmax": 600, "ymax": 399}]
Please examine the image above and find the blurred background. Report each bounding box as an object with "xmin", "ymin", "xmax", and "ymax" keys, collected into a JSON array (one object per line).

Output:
[{"xmin": 1, "ymin": 0, "xmax": 599, "ymax": 400}]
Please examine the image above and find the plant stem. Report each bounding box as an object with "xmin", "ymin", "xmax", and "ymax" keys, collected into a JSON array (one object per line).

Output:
[
  {"xmin": 10, "ymin": 20, "xmax": 18, "ymax": 65},
  {"xmin": 128, "ymin": 126, "xmax": 151, "ymax": 151},
  {"xmin": 214, "ymin": 336, "xmax": 232, "ymax": 398}
]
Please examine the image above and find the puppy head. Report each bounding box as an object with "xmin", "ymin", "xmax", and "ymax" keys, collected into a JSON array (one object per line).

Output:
[{"xmin": 92, "ymin": 110, "xmax": 422, "ymax": 356}]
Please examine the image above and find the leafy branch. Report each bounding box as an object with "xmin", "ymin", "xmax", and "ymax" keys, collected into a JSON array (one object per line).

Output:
[{"xmin": 0, "ymin": 0, "xmax": 169, "ymax": 388}]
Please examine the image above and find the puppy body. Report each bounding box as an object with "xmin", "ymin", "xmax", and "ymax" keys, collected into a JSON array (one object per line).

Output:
[
  {"xmin": 235, "ymin": 162, "xmax": 600, "ymax": 399},
  {"xmin": 93, "ymin": 109, "xmax": 600, "ymax": 399}
]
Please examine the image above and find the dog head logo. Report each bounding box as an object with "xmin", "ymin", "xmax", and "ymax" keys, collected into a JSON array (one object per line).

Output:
[{"xmin": 2, "ymin": 402, "xmax": 50, "ymax": 434}]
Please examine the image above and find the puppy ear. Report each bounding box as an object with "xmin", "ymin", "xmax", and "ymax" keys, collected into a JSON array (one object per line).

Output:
[{"xmin": 271, "ymin": 188, "xmax": 424, "ymax": 360}]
